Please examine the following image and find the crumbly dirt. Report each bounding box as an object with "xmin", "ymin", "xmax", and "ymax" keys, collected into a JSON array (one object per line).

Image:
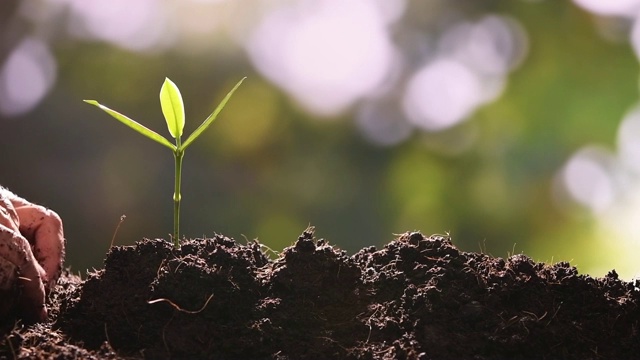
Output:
[{"xmin": 1, "ymin": 228, "xmax": 640, "ymax": 359}]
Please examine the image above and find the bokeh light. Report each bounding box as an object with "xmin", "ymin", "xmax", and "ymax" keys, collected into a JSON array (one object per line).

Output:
[
  {"xmin": 403, "ymin": 59, "xmax": 485, "ymax": 131},
  {"xmin": 438, "ymin": 15, "xmax": 528, "ymax": 76},
  {"xmin": 402, "ymin": 15, "xmax": 527, "ymax": 132},
  {"xmin": 356, "ymin": 98, "xmax": 413, "ymax": 146},
  {"xmin": 617, "ymin": 104, "xmax": 640, "ymax": 174},
  {"xmin": 62, "ymin": 0, "xmax": 172, "ymax": 52},
  {"xmin": 560, "ymin": 146, "xmax": 618, "ymax": 214},
  {"xmin": 0, "ymin": 37, "xmax": 56, "ymax": 116},
  {"xmin": 245, "ymin": 0, "xmax": 399, "ymax": 116},
  {"xmin": 573, "ymin": 0, "xmax": 640, "ymax": 17}
]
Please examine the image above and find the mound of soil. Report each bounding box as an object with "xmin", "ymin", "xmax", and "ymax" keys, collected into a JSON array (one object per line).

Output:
[{"xmin": 2, "ymin": 228, "xmax": 640, "ymax": 359}]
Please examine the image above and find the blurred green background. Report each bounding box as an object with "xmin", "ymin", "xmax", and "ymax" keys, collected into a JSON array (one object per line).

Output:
[{"xmin": 2, "ymin": 0, "xmax": 640, "ymax": 278}]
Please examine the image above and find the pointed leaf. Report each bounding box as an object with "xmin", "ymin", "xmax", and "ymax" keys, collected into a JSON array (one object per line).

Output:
[
  {"xmin": 84, "ymin": 100, "xmax": 176, "ymax": 151},
  {"xmin": 182, "ymin": 77, "xmax": 246, "ymax": 151},
  {"xmin": 160, "ymin": 78, "xmax": 185, "ymax": 139}
]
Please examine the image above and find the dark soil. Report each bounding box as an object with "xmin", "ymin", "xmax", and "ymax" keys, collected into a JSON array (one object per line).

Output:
[{"xmin": 2, "ymin": 228, "xmax": 640, "ymax": 359}]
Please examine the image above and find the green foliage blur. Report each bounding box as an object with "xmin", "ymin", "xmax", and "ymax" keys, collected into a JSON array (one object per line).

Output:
[{"xmin": 1, "ymin": 0, "xmax": 639, "ymax": 278}]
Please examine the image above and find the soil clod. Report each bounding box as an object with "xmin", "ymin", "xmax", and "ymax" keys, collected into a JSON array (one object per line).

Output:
[{"xmin": 2, "ymin": 231, "xmax": 640, "ymax": 359}]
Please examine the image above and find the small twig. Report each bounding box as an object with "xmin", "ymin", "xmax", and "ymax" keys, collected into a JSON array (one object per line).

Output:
[
  {"xmin": 7, "ymin": 327, "xmax": 17, "ymax": 360},
  {"xmin": 162, "ymin": 313, "xmax": 176, "ymax": 355},
  {"xmin": 156, "ymin": 259, "xmax": 166, "ymax": 280},
  {"xmin": 545, "ymin": 303, "xmax": 562, "ymax": 327},
  {"xmin": 147, "ymin": 294, "xmax": 214, "ymax": 314},
  {"xmin": 259, "ymin": 242, "xmax": 280, "ymax": 258},
  {"xmin": 110, "ymin": 215, "xmax": 127, "ymax": 248},
  {"xmin": 104, "ymin": 323, "xmax": 112, "ymax": 350}
]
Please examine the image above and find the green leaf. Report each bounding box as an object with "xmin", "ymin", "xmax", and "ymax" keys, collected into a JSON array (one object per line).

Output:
[
  {"xmin": 160, "ymin": 78, "xmax": 185, "ymax": 139},
  {"xmin": 83, "ymin": 100, "xmax": 176, "ymax": 151},
  {"xmin": 182, "ymin": 77, "xmax": 246, "ymax": 151}
]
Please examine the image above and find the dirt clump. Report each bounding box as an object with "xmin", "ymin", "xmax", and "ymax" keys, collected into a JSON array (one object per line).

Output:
[{"xmin": 2, "ymin": 228, "xmax": 640, "ymax": 359}]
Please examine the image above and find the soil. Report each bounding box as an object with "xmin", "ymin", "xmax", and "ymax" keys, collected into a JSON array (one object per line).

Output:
[{"xmin": 1, "ymin": 227, "xmax": 640, "ymax": 359}]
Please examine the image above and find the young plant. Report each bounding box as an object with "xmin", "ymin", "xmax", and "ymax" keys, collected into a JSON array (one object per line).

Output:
[{"xmin": 84, "ymin": 77, "xmax": 245, "ymax": 248}]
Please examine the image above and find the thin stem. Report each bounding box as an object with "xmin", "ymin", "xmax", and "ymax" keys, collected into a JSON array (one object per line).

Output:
[{"xmin": 173, "ymin": 138, "xmax": 183, "ymax": 248}]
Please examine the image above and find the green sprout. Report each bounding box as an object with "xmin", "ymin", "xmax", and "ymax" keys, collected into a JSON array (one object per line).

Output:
[{"xmin": 84, "ymin": 77, "xmax": 245, "ymax": 248}]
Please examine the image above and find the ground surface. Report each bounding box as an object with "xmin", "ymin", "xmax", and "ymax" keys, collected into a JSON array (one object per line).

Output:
[{"xmin": 1, "ymin": 228, "xmax": 639, "ymax": 359}]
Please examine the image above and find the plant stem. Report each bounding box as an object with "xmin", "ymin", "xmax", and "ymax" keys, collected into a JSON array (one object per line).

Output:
[{"xmin": 173, "ymin": 140, "xmax": 183, "ymax": 248}]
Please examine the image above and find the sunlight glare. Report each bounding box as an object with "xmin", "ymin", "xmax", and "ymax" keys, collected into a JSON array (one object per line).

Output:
[{"xmin": 597, "ymin": 183, "xmax": 640, "ymax": 279}]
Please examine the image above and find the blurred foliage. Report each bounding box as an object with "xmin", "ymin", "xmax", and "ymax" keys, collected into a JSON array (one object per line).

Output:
[{"xmin": 1, "ymin": 0, "xmax": 640, "ymax": 278}]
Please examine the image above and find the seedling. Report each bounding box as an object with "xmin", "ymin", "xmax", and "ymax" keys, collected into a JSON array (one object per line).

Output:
[{"xmin": 84, "ymin": 77, "xmax": 245, "ymax": 248}]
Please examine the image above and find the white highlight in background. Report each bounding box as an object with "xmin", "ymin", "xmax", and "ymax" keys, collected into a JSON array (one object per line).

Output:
[
  {"xmin": 0, "ymin": 38, "xmax": 57, "ymax": 116},
  {"xmin": 403, "ymin": 59, "xmax": 484, "ymax": 131},
  {"xmin": 573, "ymin": 0, "xmax": 640, "ymax": 17},
  {"xmin": 63, "ymin": 0, "xmax": 171, "ymax": 52},
  {"xmin": 246, "ymin": 0, "xmax": 400, "ymax": 116},
  {"xmin": 561, "ymin": 147, "xmax": 618, "ymax": 214}
]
